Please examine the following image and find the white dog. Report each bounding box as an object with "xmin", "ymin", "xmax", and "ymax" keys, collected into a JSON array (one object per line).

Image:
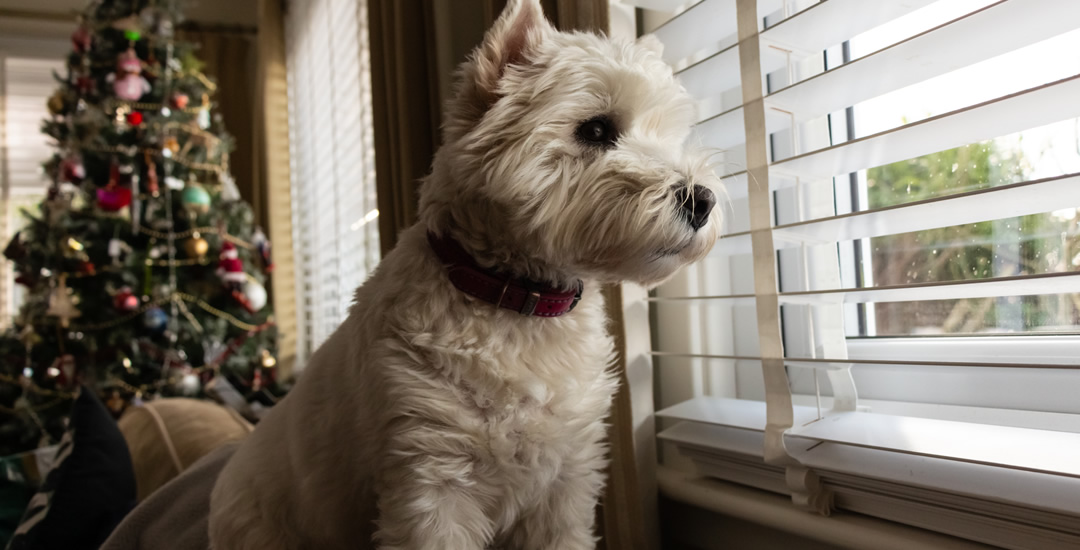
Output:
[{"xmin": 208, "ymin": 0, "xmax": 719, "ymax": 548}]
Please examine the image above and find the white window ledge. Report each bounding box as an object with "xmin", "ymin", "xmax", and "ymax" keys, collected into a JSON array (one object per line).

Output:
[
  {"xmin": 657, "ymin": 397, "xmax": 1080, "ymax": 548},
  {"xmin": 658, "ymin": 466, "xmax": 996, "ymax": 550}
]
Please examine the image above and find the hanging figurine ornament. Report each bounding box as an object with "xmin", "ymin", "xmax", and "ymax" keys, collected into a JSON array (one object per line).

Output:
[
  {"xmin": 219, "ymin": 172, "xmax": 241, "ymax": 202},
  {"xmin": 252, "ymin": 227, "xmax": 274, "ymax": 273},
  {"xmin": 109, "ymin": 48, "xmax": 151, "ymax": 102},
  {"xmin": 144, "ymin": 151, "xmax": 160, "ymax": 196},
  {"xmin": 216, "ymin": 242, "xmax": 247, "ymax": 290},
  {"xmin": 164, "ymin": 176, "xmax": 185, "ymax": 191},
  {"xmin": 197, "ymin": 95, "xmax": 211, "ymax": 129},
  {"xmin": 181, "ymin": 181, "xmax": 212, "ymax": 216},
  {"xmin": 108, "ymin": 237, "xmax": 132, "ymax": 267},
  {"xmin": 140, "ymin": 5, "xmax": 173, "ymax": 39},
  {"xmin": 217, "ymin": 241, "xmax": 254, "ymax": 311},
  {"xmin": 46, "ymin": 274, "xmax": 81, "ymax": 328}
]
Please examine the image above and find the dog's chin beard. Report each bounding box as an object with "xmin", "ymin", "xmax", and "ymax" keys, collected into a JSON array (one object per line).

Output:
[{"xmin": 652, "ymin": 232, "xmax": 697, "ymax": 260}]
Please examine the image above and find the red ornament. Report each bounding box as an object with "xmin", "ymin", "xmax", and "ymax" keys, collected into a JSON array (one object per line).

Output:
[
  {"xmin": 97, "ymin": 183, "xmax": 133, "ymax": 212},
  {"xmin": 78, "ymin": 261, "xmax": 96, "ymax": 276},
  {"xmin": 76, "ymin": 75, "xmax": 94, "ymax": 95},
  {"xmin": 60, "ymin": 156, "xmax": 85, "ymax": 183},
  {"xmin": 171, "ymin": 93, "xmax": 190, "ymax": 109},
  {"xmin": 127, "ymin": 111, "xmax": 143, "ymax": 126},
  {"xmin": 71, "ymin": 27, "xmax": 92, "ymax": 52},
  {"xmin": 113, "ymin": 287, "xmax": 139, "ymax": 312},
  {"xmin": 50, "ymin": 355, "xmax": 78, "ymax": 389}
]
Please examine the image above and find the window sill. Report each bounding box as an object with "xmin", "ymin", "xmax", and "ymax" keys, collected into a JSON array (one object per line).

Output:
[
  {"xmin": 657, "ymin": 397, "xmax": 1080, "ymax": 549},
  {"xmin": 658, "ymin": 466, "xmax": 997, "ymax": 550}
]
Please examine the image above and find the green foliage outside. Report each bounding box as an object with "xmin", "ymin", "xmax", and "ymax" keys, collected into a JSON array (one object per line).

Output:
[{"xmin": 864, "ymin": 141, "xmax": 1080, "ymax": 335}]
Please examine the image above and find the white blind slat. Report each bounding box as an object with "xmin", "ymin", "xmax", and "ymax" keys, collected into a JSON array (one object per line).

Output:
[
  {"xmin": 766, "ymin": 0, "xmax": 1080, "ymax": 131},
  {"xmin": 773, "ymin": 173, "xmax": 1080, "ymax": 248},
  {"xmin": 786, "ymin": 412, "xmax": 1080, "ymax": 479},
  {"xmin": 774, "ymin": 74, "xmax": 1080, "ymax": 179},
  {"xmin": 760, "ymin": 0, "xmax": 935, "ymax": 57}
]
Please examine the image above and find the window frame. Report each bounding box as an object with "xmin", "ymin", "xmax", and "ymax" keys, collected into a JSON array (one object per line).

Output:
[{"xmin": 640, "ymin": 0, "xmax": 1080, "ymax": 546}]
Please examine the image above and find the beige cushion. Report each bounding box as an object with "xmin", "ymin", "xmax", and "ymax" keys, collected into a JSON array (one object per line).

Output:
[{"xmin": 118, "ymin": 399, "xmax": 252, "ymax": 502}]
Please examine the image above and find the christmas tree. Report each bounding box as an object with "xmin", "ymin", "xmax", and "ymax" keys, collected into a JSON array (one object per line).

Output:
[{"xmin": 0, "ymin": 0, "xmax": 282, "ymax": 456}]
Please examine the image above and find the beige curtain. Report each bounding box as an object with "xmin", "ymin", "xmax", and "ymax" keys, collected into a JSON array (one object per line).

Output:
[
  {"xmin": 253, "ymin": 0, "xmax": 297, "ymax": 377},
  {"xmin": 175, "ymin": 26, "xmax": 258, "ymax": 214},
  {"xmin": 177, "ymin": 6, "xmax": 297, "ymax": 376},
  {"xmin": 368, "ymin": 2, "xmax": 648, "ymax": 548}
]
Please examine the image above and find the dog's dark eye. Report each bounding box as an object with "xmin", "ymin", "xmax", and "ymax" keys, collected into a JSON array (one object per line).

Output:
[{"xmin": 576, "ymin": 117, "xmax": 617, "ymax": 147}]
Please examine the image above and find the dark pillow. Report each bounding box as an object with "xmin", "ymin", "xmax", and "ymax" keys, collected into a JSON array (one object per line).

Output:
[
  {"xmin": 0, "ymin": 444, "xmax": 59, "ymax": 544},
  {"xmin": 8, "ymin": 387, "xmax": 136, "ymax": 550}
]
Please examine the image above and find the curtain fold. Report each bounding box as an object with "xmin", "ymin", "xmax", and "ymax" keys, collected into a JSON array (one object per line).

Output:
[
  {"xmin": 368, "ymin": 0, "xmax": 442, "ymax": 256},
  {"xmin": 254, "ymin": 0, "xmax": 297, "ymax": 377},
  {"xmin": 368, "ymin": 2, "xmax": 650, "ymax": 547},
  {"xmin": 174, "ymin": 27, "xmax": 257, "ymax": 214}
]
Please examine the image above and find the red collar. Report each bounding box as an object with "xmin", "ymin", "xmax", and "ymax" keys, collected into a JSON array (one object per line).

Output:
[{"xmin": 427, "ymin": 232, "xmax": 583, "ymax": 317}]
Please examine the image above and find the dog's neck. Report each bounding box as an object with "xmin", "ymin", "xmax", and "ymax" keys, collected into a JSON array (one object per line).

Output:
[{"xmin": 427, "ymin": 231, "xmax": 583, "ymax": 317}]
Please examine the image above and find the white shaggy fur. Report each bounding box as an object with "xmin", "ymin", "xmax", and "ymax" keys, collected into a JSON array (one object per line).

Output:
[{"xmin": 208, "ymin": 1, "xmax": 719, "ymax": 548}]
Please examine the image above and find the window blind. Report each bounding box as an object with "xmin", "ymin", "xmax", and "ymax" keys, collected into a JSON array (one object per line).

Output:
[
  {"xmin": 285, "ymin": 0, "xmax": 379, "ymax": 363},
  {"xmin": 628, "ymin": 0, "xmax": 1080, "ymax": 545},
  {"xmin": 0, "ymin": 55, "xmax": 66, "ymax": 328}
]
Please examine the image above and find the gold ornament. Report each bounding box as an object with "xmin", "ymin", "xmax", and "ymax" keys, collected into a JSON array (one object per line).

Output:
[
  {"xmin": 46, "ymin": 274, "xmax": 81, "ymax": 328},
  {"xmin": 163, "ymin": 137, "xmax": 180, "ymax": 154},
  {"xmin": 184, "ymin": 236, "xmax": 209, "ymax": 257},
  {"xmin": 47, "ymin": 92, "xmax": 65, "ymax": 115},
  {"xmin": 18, "ymin": 324, "xmax": 41, "ymax": 349},
  {"xmin": 105, "ymin": 389, "xmax": 126, "ymax": 415},
  {"xmin": 260, "ymin": 349, "xmax": 277, "ymax": 368}
]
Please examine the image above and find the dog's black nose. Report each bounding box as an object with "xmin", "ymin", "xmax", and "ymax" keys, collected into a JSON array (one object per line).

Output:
[{"xmin": 674, "ymin": 185, "xmax": 715, "ymax": 231}]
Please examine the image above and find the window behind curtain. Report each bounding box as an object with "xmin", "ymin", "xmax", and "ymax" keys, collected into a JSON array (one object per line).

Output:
[{"xmin": 285, "ymin": 0, "xmax": 380, "ymax": 364}]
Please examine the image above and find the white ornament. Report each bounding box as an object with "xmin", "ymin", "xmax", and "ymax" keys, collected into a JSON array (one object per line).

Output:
[
  {"xmin": 179, "ymin": 373, "xmax": 201, "ymax": 396},
  {"xmin": 243, "ymin": 280, "xmax": 268, "ymax": 311},
  {"xmin": 165, "ymin": 176, "xmax": 185, "ymax": 190},
  {"xmin": 219, "ymin": 173, "xmax": 240, "ymax": 201}
]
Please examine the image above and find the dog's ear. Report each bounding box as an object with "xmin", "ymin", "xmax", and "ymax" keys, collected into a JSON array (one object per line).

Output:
[
  {"xmin": 444, "ymin": 0, "xmax": 553, "ymax": 141},
  {"xmin": 637, "ymin": 34, "xmax": 664, "ymax": 58}
]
